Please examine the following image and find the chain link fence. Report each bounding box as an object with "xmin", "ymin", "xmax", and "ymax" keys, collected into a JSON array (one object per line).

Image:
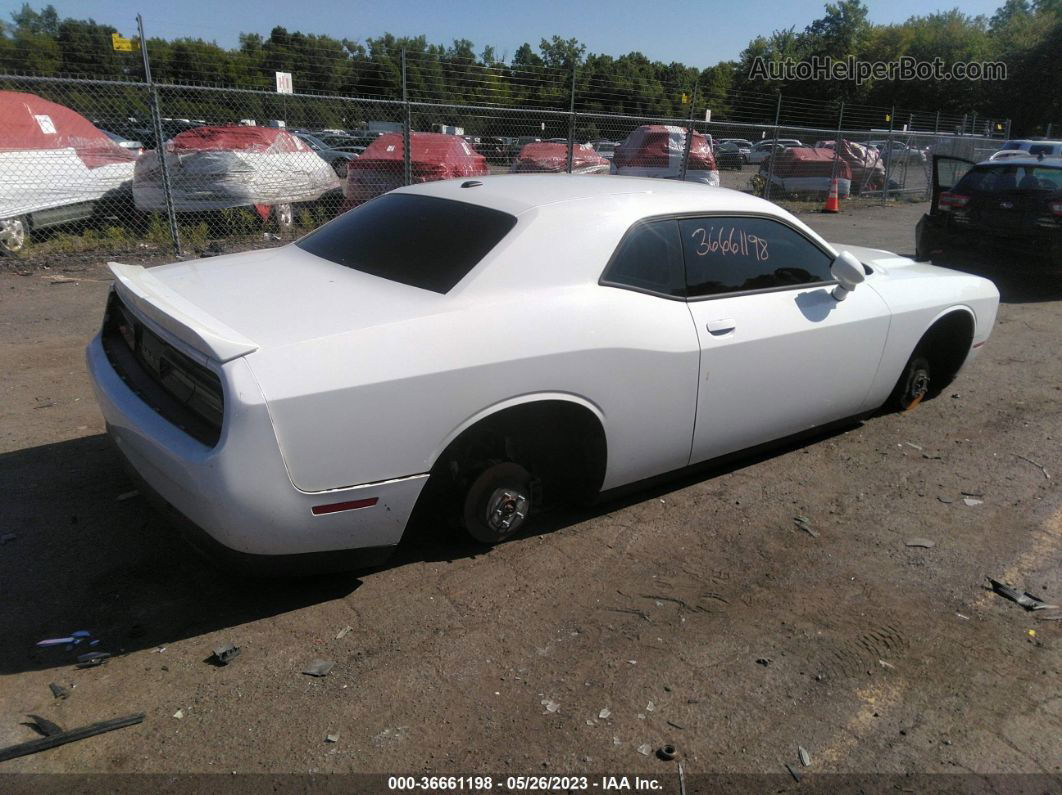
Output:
[{"xmin": 0, "ymin": 69, "xmax": 1006, "ymax": 263}]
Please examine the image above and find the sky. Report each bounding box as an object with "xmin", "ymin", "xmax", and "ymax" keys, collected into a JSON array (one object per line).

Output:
[{"xmin": 16, "ymin": 0, "xmax": 1007, "ymax": 68}]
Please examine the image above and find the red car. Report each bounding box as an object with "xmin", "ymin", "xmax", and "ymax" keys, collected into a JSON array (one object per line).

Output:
[
  {"xmin": 344, "ymin": 133, "xmax": 490, "ymax": 207},
  {"xmin": 510, "ymin": 142, "xmax": 610, "ymax": 174}
]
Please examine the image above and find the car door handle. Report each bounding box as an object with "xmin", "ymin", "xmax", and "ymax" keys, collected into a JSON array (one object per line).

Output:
[{"xmin": 707, "ymin": 318, "xmax": 736, "ymax": 335}]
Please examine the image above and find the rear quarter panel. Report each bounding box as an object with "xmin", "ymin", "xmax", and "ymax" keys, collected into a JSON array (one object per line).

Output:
[{"xmin": 245, "ymin": 284, "xmax": 701, "ymax": 493}]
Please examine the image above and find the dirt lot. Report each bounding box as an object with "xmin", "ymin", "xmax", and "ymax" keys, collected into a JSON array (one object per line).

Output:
[{"xmin": 0, "ymin": 199, "xmax": 1060, "ymax": 788}]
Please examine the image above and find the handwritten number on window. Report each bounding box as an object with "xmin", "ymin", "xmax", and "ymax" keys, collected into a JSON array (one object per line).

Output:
[{"xmin": 690, "ymin": 226, "xmax": 769, "ymax": 261}]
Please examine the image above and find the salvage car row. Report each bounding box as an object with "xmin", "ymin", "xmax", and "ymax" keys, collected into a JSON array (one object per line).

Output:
[{"xmin": 0, "ymin": 91, "xmax": 721, "ymax": 253}]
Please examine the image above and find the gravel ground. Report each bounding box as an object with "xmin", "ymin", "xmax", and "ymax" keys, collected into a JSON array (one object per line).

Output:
[{"xmin": 0, "ymin": 199, "xmax": 1060, "ymax": 786}]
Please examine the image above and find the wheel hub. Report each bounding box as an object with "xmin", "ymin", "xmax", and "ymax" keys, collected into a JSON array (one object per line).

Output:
[
  {"xmin": 910, "ymin": 371, "xmax": 929, "ymax": 400},
  {"xmin": 275, "ymin": 204, "xmax": 293, "ymax": 229},
  {"xmin": 0, "ymin": 218, "xmax": 26, "ymax": 252},
  {"xmin": 485, "ymin": 488, "xmax": 529, "ymax": 534}
]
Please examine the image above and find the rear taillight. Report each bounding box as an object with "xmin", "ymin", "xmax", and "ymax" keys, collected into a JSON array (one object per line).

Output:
[
  {"xmin": 939, "ymin": 192, "xmax": 970, "ymax": 211},
  {"xmin": 1049, "ymin": 200, "xmax": 1062, "ymax": 216}
]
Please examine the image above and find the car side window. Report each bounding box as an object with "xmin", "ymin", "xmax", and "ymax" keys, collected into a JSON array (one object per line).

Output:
[
  {"xmin": 602, "ymin": 219, "xmax": 684, "ymax": 297},
  {"xmin": 679, "ymin": 216, "xmax": 834, "ymax": 298}
]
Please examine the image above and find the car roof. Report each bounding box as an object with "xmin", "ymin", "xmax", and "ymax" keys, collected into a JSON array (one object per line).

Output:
[
  {"xmin": 394, "ymin": 174, "xmax": 776, "ymax": 216},
  {"xmin": 976, "ymin": 156, "xmax": 1062, "ymax": 167}
]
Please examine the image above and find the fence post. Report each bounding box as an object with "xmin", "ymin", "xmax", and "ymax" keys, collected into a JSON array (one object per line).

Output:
[
  {"xmin": 829, "ymin": 101, "xmax": 844, "ymax": 197},
  {"xmin": 401, "ymin": 49, "xmax": 411, "ymax": 187},
  {"xmin": 762, "ymin": 92, "xmax": 782, "ymax": 201},
  {"xmin": 934, "ymin": 111, "xmax": 940, "ymax": 134},
  {"xmin": 679, "ymin": 85, "xmax": 697, "ymax": 181},
  {"xmin": 971, "ymin": 111, "xmax": 978, "ymax": 137},
  {"xmin": 883, "ymin": 106, "xmax": 894, "ymax": 206},
  {"xmin": 1045, "ymin": 122, "xmax": 1052, "ymax": 138},
  {"xmin": 566, "ymin": 63, "xmax": 576, "ymax": 173},
  {"xmin": 137, "ymin": 14, "xmax": 181, "ymax": 258}
]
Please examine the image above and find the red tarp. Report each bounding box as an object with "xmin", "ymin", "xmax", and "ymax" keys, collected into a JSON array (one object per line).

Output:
[
  {"xmin": 815, "ymin": 139, "xmax": 884, "ymax": 186},
  {"xmin": 168, "ymin": 125, "xmax": 305, "ymax": 154},
  {"xmin": 510, "ymin": 142, "xmax": 610, "ymax": 173},
  {"xmin": 768, "ymin": 147, "xmax": 852, "ymax": 179},
  {"xmin": 612, "ymin": 125, "xmax": 717, "ymax": 172},
  {"xmin": 0, "ymin": 90, "xmax": 134, "ymax": 168}
]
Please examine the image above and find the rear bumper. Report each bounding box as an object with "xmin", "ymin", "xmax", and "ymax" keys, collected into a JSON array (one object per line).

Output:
[
  {"xmin": 86, "ymin": 333, "xmax": 427, "ymax": 564},
  {"xmin": 918, "ymin": 213, "xmax": 1062, "ymax": 263}
]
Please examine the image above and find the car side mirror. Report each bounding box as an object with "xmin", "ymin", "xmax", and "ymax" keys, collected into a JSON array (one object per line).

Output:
[{"xmin": 830, "ymin": 251, "xmax": 865, "ymax": 302}]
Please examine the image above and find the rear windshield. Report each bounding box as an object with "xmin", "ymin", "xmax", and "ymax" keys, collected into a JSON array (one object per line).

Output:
[
  {"xmin": 296, "ymin": 193, "xmax": 517, "ymax": 294},
  {"xmin": 956, "ymin": 164, "xmax": 1062, "ymax": 193}
]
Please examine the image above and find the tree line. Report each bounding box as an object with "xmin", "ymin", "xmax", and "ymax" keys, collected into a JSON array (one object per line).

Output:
[{"xmin": 0, "ymin": 1, "xmax": 1059, "ymax": 134}]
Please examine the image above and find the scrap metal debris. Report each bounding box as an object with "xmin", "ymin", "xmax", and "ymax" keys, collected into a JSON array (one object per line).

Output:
[
  {"xmin": 0, "ymin": 713, "xmax": 144, "ymax": 763},
  {"xmin": 116, "ymin": 490, "xmax": 140, "ymax": 502},
  {"xmin": 962, "ymin": 497, "xmax": 983, "ymax": 507},
  {"xmin": 541, "ymin": 699, "xmax": 560, "ymax": 714},
  {"xmin": 48, "ymin": 683, "xmax": 69, "ymax": 701},
  {"xmin": 637, "ymin": 744, "xmax": 651, "ymax": 756},
  {"xmin": 75, "ymin": 652, "xmax": 110, "ymax": 669},
  {"xmin": 211, "ymin": 643, "xmax": 240, "ymax": 665},
  {"xmin": 798, "ymin": 746, "xmax": 811, "ymax": 766},
  {"xmin": 785, "ymin": 763, "xmax": 802, "ymax": 782},
  {"xmin": 173, "ymin": 709, "xmax": 184, "ymax": 719},
  {"xmin": 325, "ymin": 733, "xmax": 339, "ymax": 743},
  {"xmin": 793, "ymin": 516, "xmax": 819, "ymax": 538},
  {"xmin": 905, "ymin": 538, "xmax": 936, "ymax": 548},
  {"xmin": 656, "ymin": 744, "xmax": 677, "ymax": 761},
  {"xmin": 598, "ymin": 708, "xmax": 611, "ymax": 720},
  {"xmin": 335, "ymin": 626, "xmax": 352, "ymax": 640},
  {"xmin": 988, "ymin": 578, "xmax": 1060, "ymax": 611},
  {"xmin": 36, "ymin": 630, "xmax": 93, "ymax": 650},
  {"xmin": 302, "ymin": 660, "xmax": 335, "ymax": 677}
]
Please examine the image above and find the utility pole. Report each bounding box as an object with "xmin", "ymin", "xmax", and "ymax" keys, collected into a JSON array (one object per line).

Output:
[
  {"xmin": 762, "ymin": 92, "xmax": 782, "ymax": 201},
  {"xmin": 679, "ymin": 85, "xmax": 697, "ymax": 181},
  {"xmin": 137, "ymin": 14, "xmax": 181, "ymax": 257}
]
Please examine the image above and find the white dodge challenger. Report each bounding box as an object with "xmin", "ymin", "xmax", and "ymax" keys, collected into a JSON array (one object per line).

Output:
[{"xmin": 87, "ymin": 175, "xmax": 999, "ymax": 572}]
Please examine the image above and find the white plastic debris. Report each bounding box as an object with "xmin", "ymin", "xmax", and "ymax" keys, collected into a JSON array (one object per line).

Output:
[
  {"xmin": 599, "ymin": 708, "xmax": 611, "ymax": 720},
  {"xmin": 172, "ymin": 709, "xmax": 184, "ymax": 719}
]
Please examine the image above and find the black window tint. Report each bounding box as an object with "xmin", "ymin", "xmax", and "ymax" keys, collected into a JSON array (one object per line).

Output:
[
  {"xmin": 602, "ymin": 219, "xmax": 684, "ymax": 296},
  {"xmin": 295, "ymin": 194, "xmax": 517, "ymax": 294},
  {"xmin": 679, "ymin": 216, "xmax": 834, "ymax": 298},
  {"xmin": 1028, "ymin": 144, "xmax": 1054, "ymax": 156}
]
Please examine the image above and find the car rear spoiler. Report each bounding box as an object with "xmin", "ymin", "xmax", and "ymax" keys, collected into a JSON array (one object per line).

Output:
[{"xmin": 108, "ymin": 262, "xmax": 258, "ymax": 363}]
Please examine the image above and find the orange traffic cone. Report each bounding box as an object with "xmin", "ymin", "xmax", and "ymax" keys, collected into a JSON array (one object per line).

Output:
[{"xmin": 823, "ymin": 178, "xmax": 840, "ymax": 213}]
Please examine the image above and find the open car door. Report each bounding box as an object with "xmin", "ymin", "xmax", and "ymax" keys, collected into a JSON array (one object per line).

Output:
[
  {"xmin": 916, "ymin": 155, "xmax": 976, "ymax": 261},
  {"xmin": 930, "ymin": 155, "xmax": 975, "ymax": 212}
]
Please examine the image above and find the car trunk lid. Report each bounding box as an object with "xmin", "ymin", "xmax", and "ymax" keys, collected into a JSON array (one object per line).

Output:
[{"xmin": 109, "ymin": 245, "xmax": 446, "ymax": 362}]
